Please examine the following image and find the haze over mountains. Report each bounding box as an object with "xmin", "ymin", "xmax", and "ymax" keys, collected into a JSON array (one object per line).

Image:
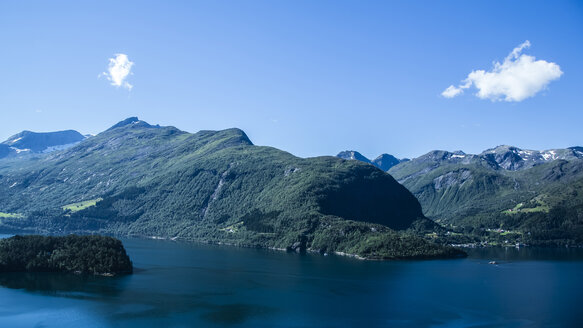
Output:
[
  {"xmin": 337, "ymin": 151, "xmax": 408, "ymax": 171},
  {"xmin": 0, "ymin": 130, "xmax": 86, "ymax": 158},
  {"xmin": 0, "ymin": 117, "xmax": 462, "ymax": 259}
]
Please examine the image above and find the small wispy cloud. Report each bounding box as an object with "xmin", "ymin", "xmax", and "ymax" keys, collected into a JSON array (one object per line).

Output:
[
  {"xmin": 442, "ymin": 41, "xmax": 563, "ymax": 102},
  {"xmin": 100, "ymin": 54, "xmax": 134, "ymax": 90},
  {"xmin": 441, "ymin": 85, "xmax": 465, "ymax": 98}
]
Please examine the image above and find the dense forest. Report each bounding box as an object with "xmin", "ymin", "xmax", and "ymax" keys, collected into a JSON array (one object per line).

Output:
[{"xmin": 0, "ymin": 235, "xmax": 132, "ymax": 275}]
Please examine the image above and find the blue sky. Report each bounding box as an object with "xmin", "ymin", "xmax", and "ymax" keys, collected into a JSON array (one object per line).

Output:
[{"xmin": 1, "ymin": 1, "xmax": 582, "ymax": 159}]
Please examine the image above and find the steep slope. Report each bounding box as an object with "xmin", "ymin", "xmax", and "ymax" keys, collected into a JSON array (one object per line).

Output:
[
  {"xmin": 0, "ymin": 145, "xmax": 11, "ymax": 159},
  {"xmin": 0, "ymin": 118, "xmax": 462, "ymax": 259},
  {"xmin": 388, "ymin": 148, "xmax": 583, "ymax": 245},
  {"xmin": 2, "ymin": 129, "xmax": 86, "ymax": 154}
]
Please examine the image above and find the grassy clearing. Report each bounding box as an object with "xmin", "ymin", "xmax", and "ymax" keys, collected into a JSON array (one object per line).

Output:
[
  {"xmin": 0, "ymin": 212, "xmax": 24, "ymax": 218},
  {"xmin": 518, "ymin": 206, "xmax": 549, "ymax": 213},
  {"xmin": 63, "ymin": 198, "xmax": 103, "ymax": 213},
  {"xmin": 503, "ymin": 200, "xmax": 549, "ymax": 215},
  {"xmin": 502, "ymin": 202, "xmax": 524, "ymax": 214},
  {"xmin": 486, "ymin": 228, "xmax": 522, "ymax": 235},
  {"xmin": 500, "ymin": 231, "xmax": 522, "ymax": 236},
  {"xmin": 219, "ymin": 221, "xmax": 244, "ymax": 233}
]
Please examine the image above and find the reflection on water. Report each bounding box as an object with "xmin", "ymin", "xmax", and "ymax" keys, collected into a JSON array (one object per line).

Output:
[
  {"xmin": 201, "ymin": 303, "xmax": 276, "ymax": 325},
  {"xmin": 0, "ymin": 272, "xmax": 125, "ymax": 299},
  {"xmin": 0, "ymin": 270, "xmax": 276, "ymax": 326},
  {"xmin": 465, "ymin": 245, "xmax": 583, "ymax": 261},
  {"xmin": 0, "ymin": 236, "xmax": 582, "ymax": 327}
]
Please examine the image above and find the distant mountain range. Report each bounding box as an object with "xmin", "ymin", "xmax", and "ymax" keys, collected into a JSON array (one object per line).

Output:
[
  {"xmin": 339, "ymin": 145, "xmax": 583, "ymax": 245},
  {"xmin": 338, "ymin": 146, "xmax": 583, "ymax": 173},
  {"xmin": 0, "ymin": 129, "xmax": 86, "ymax": 158},
  {"xmin": 0, "ymin": 118, "xmax": 462, "ymax": 260},
  {"xmin": 337, "ymin": 151, "xmax": 408, "ymax": 171}
]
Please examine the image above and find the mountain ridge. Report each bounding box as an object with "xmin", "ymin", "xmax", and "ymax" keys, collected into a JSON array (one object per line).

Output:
[
  {"xmin": 335, "ymin": 145, "xmax": 583, "ymax": 245},
  {"xmin": 1, "ymin": 129, "xmax": 86, "ymax": 158},
  {"xmin": 387, "ymin": 147, "xmax": 583, "ymax": 245},
  {"xmin": 0, "ymin": 118, "xmax": 462, "ymax": 259},
  {"xmin": 336, "ymin": 151, "xmax": 407, "ymax": 171},
  {"xmin": 339, "ymin": 145, "xmax": 583, "ymax": 174}
]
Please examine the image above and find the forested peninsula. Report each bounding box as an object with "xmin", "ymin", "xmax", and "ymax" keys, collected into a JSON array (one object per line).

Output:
[{"xmin": 0, "ymin": 235, "xmax": 132, "ymax": 275}]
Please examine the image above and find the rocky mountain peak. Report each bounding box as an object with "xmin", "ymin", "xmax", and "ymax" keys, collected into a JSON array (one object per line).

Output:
[
  {"xmin": 336, "ymin": 151, "xmax": 408, "ymax": 171},
  {"xmin": 106, "ymin": 117, "xmax": 159, "ymax": 131},
  {"xmin": 372, "ymin": 153, "xmax": 401, "ymax": 171},
  {"xmin": 480, "ymin": 146, "xmax": 525, "ymax": 170},
  {"xmin": 478, "ymin": 146, "xmax": 583, "ymax": 171},
  {"xmin": 336, "ymin": 151, "xmax": 372, "ymax": 164}
]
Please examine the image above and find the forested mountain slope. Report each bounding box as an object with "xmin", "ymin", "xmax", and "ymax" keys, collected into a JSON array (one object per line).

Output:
[
  {"xmin": 388, "ymin": 148, "xmax": 583, "ymax": 245},
  {"xmin": 0, "ymin": 118, "xmax": 463, "ymax": 259}
]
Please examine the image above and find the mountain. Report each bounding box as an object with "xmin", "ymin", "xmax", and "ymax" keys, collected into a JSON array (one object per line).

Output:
[
  {"xmin": 0, "ymin": 145, "xmax": 11, "ymax": 159},
  {"xmin": 1, "ymin": 129, "xmax": 86, "ymax": 156},
  {"xmin": 336, "ymin": 151, "xmax": 406, "ymax": 171},
  {"xmin": 372, "ymin": 154, "xmax": 407, "ymax": 171},
  {"xmin": 336, "ymin": 151, "xmax": 372, "ymax": 164},
  {"xmin": 387, "ymin": 146, "xmax": 583, "ymax": 245},
  {"xmin": 105, "ymin": 116, "xmax": 158, "ymax": 131},
  {"xmin": 480, "ymin": 145, "xmax": 583, "ymax": 170},
  {"xmin": 0, "ymin": 118, "xmax": 463, "ymax": 259}
]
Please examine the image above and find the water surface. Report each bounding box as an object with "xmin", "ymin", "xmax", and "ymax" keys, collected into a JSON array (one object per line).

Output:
[{"xmin": 0, "ymin": 234, "xmax": 581, "ymax": 327}]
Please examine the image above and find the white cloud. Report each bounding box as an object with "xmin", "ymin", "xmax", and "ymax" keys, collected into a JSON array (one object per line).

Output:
[
  {"xmin": 101, "ymin": 54, "xmax": 134, "ymax": 90},
  {"xmin": 442, "ymin": 85, "xmax": 464, "ymax": 98},
  {"xmin": 442, "ymin": 41, "xmax": 563, "ymax": 102}
]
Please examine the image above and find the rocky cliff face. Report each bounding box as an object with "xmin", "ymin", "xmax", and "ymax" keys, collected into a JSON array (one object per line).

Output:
[{"xmin": 480, "ymin": 145, "xmax": 583, "ymax": 171}]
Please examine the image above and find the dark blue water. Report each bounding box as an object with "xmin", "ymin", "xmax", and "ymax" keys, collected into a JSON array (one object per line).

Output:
[{"xmin": 0, "ymin": 235, "xmax": 582, "ymax": 327}]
